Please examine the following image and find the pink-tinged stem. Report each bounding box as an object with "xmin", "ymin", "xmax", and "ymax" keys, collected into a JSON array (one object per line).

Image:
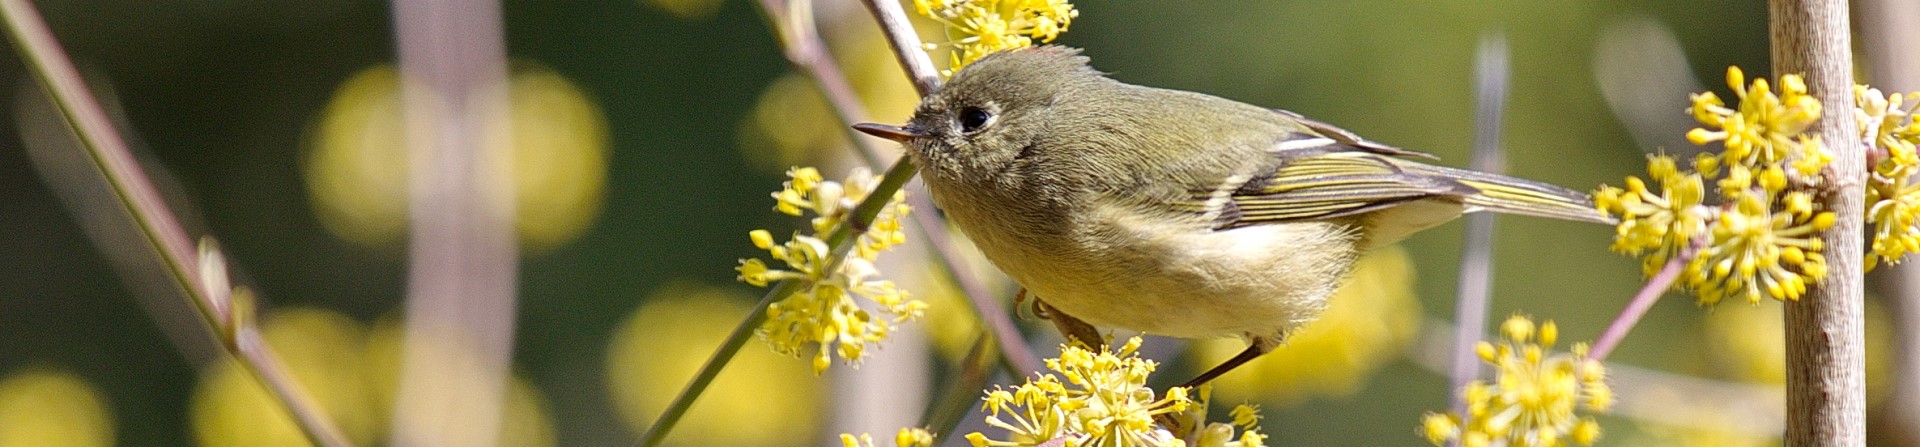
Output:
[{"xmin": 1590, "ymin": 245, "xmax": 1695, "ymax": 362}]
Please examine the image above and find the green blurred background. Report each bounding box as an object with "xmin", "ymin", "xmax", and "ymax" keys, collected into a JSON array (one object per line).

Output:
[{"xmin": 1, "ymin": 0, "xmax": 1904, "ymax": 445}]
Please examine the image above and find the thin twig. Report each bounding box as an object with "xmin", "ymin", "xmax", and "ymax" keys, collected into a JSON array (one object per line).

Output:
[
  {"xmin": 0, "ymin": 1, "xmax": 352, "ymax": 445},
  {"xmin": 1590, "ymin": 243, "xmax": 1697, "ymax": 361},
  {"xmin": 636, "ymin": 158, "xmax": 921, "ymax": 447},
  {"xmin": 1447, "ymin": 31, "xmax": 1507, "ymax": 424},
  {"xmin": 636, "ymin": 278, "xmax": 799, "ymax": 447},
  {"xmin": 860, "ymin": 0, "xmax": 942, "ymax": 96},
  {"xmin": 919, "ymin": 334, "xmax": 1000, "ymax": 438}
]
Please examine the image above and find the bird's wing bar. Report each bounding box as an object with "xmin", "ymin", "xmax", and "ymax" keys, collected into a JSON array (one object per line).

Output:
[
  {"xmin": 1187, "ymin": 152, "xmax": 1470, "ymax": 230},
  {"xmin": 1270, "ymin": 108, "xmax": 1440, "ymax": 160}
]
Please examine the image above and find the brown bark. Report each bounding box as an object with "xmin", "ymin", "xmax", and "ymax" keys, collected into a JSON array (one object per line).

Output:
[{"xmin": 1770, "ymin": 0, "xmax": 1867, "ymax": 444}]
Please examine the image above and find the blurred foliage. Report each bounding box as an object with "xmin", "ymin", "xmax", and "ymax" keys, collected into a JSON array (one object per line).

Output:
[
  {"xmin": 188, "ymin": 308, "xmax": 555, "ymax": 446},
  {"xmin": 305, "ymin": 63, "xmax": 609, "ymax": 253},
  {"xmin": 0, "ymin": 0, "xmax": 1861, "ymax": 445},
  {"xmin": 0, "ymin": 367, "xmax": 115, "ymax": 447},
  {"xmin": 736, "ymin": 33, "xmax": 919, "ymax": 174},
  {"xmin": 605, "ymin": 282, "xmax": 822, "ymax": 446},
  {"xmin": 1191, "ymin": 245, "xmax": 1421, "ymax": 406}
]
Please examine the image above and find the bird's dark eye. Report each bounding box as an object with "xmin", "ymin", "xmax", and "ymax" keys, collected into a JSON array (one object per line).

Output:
[{"xmin": 958, "ymin": 107, "xmax": 993, "ymax": 133}]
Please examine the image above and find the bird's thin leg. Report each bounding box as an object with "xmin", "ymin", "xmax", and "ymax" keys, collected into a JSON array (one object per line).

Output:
[
  {"xmin": 1036, "ymin": 298, "xmax": 1104, "ymax": 350},
  {"xmin": 1179, "ymin": 341, "xmax": 1272, "ymax": 390}
]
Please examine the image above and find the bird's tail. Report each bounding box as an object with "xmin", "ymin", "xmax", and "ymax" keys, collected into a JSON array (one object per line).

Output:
[{"xmin": 1407, "ymin": 164, "xmax": 1616, "ymax": 224}]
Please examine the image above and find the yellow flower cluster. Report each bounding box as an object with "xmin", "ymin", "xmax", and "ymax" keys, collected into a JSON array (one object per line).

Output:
[
  {"xmin": 965, "ymin": 337, "xmax": 1266, "ymax": 447},
  {"xmin": 737, "ymin": 166, "xmax": 924, "ymax": 374},
  {"xmin": 913, "ymin": 0, "xmax": 1078, "ymax": 76},
  {"xmin": 1686, "ymin": 66, "xmax": 1824, "ymax": 172},
  {"xmin": 1423, "ymin": 316, "xmax": 1611, "ymax": 447},
  {"xmin": 1594, "ymin": 155, "xmax": 1707, "ymax": 276},
  {"xmin": 1691, "ymin": 190, "xmax": 1833, "ymax": 305},
  {"xmin": 1595, "ymin": 66, "xmax": 1837, "ymax": 305},
  {"xmin": 1859, "ymin": 86, "xmax": 1920, "ymax": 269},
  {"xmin": 841, "ymin": 428, "xmax": 936, "ymax": 447}
]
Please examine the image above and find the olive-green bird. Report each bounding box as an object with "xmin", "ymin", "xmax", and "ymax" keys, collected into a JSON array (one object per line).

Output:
[{"xmin": 855, "ymin": 46, "xmax": 1611, "ymax": 387}]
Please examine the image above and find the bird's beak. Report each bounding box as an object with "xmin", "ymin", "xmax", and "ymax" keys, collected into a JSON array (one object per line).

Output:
[{"xmin": 853, "ymin": 123, "xmax": 920, "ymax": 143}]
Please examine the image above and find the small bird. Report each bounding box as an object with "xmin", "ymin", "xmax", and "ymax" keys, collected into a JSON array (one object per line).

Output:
[{"xmin": 855, "ymin": 46, "xmax": 1610, "ymax": 387}]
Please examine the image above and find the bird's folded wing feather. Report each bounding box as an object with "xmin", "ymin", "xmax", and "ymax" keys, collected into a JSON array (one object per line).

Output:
[
  {"xmin": 1175, "ymin": 115, "xmax": 1611, "ymax": 229},
  {"xmin": 1183, "ymin": 149, "xmax": 1473, "ymax": 230}
]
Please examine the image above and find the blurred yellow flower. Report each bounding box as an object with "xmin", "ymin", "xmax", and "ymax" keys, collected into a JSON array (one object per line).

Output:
[
  {"xmin": 738, "ymin": 74, "xmax": 846, "ymax": 173},
  {"xmin": 1192, "ymin": 245, "xmax": 1420, "ymax": 405},
  {"xmin": 738, "ymin": 34, "xmax": 921, "ymax": 173},
  {"xmin": 191, "ymin": 308, "xmax": 379, "ymax": 446},
  {"xmin": 1423, "ymin": 316, "xmax": 1609, "ymax": 447},
  {"xmin": 606, "ymin": 283, "xmax": 822, "ymax": 446},
  {"xmin": 507, "ymin": 66, "xmax": 613, "ymax": 251},
  {"xmin": 1859, "ymin": 85, "xmax": 1920, "ymax": 269},
  {"xmin": 0, "ymin": 367, "xmax": 115, "ymax": 447},
  {"xmin": 1629, "ymin": 420, "xmax": 1775, "ymax": 447},
  {"xmin": 1701, "ymin": 304, "xmax": 1786, "ymax": 385},
  {"xmin": 841, "ymin": 428, "xmax": 936, "ymax": 447},
  {"xmin": 305, "ymin": 66, "xmax": 408, "ymax": 248},
  {"xmin": 304, "ymin": 63, "xmax": 609, "ymax": 253},
  {"xmin": 191, "ymin": 308, "xmax": 556, "ymax": 447},
  {"xmin": 1702, "ymin": 299, "xmax": 1894, "ymax": 404}
]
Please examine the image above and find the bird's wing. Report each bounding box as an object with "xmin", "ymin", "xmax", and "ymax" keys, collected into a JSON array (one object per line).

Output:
[
  {"xmin": 1177, "ymin": 122, "xmax": 1612, "ymax": 230},
  {"xmin": 1179, "ymin": 150, "xmax": 1474, "ymax": 230},
  {"xmin": 1269, "ymin": 108, "xmax": 1440, "ymax": 160}
]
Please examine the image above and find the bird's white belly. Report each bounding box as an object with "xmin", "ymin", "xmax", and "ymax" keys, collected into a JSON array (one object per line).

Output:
[{"xmin": 968, "ymin": 201, "xmax": 1361, "ymax": 340}]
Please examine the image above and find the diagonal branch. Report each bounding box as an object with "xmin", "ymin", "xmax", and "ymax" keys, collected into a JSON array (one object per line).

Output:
[{"xmin": 0, "ymin": 1, "xmax": 352, "ymax": 445}]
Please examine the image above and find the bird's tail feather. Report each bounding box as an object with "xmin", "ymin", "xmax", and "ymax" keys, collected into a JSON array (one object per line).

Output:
[{"xmin": 1407, "ymin": 164, "xmax": 1616, "ymax": 224}]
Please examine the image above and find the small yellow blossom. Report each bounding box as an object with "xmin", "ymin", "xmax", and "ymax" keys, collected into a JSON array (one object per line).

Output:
[
  {"xmin": 738, "ymin": 166, "xmax": 925, "ymax": 374},
  {"xmin": 841, "ymin": 428, "xmax": 936, "ymax": 447},
  {"xmin": 1422, "ymin": 316, "xmax": 1610, "ymax": 447},
  {"xmin": 914, "ymin": 0, "xmax": 1079, "ymax": 75},
  {"xmin": 1186, "ymin": 403, "xmax": 1268, "ymax": 447},
  {"xmin": 968, "ymin": 336, "xmax": 1236, "ymax": 447},
  {"xmin": 1687, "ymin": 191, "xmax": 1834, "ymax": 305},
  {"xmin": 1686, "ymin": 66, "xmax": 1824, "ymax": 172},
  {"xmin": 1858, "ymin": 86, "xmax": 1920, "ymax": 268},
  {"xmin": 1594, "ymin": 155, "xmax": 1708, "ymax": 276}
]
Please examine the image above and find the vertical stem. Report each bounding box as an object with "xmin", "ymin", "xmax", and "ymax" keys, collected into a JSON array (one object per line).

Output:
[
  {"xmin": 1770, "ymin": 0, "xmax": 1865, "ymax": 444},
  {"xmin": 1448, "ymin": 31, "xmax": 1507, "ymax": 424},
  {"xmin": 390, "ymin": 0, "xmax": 519, "ymax": 445}
]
